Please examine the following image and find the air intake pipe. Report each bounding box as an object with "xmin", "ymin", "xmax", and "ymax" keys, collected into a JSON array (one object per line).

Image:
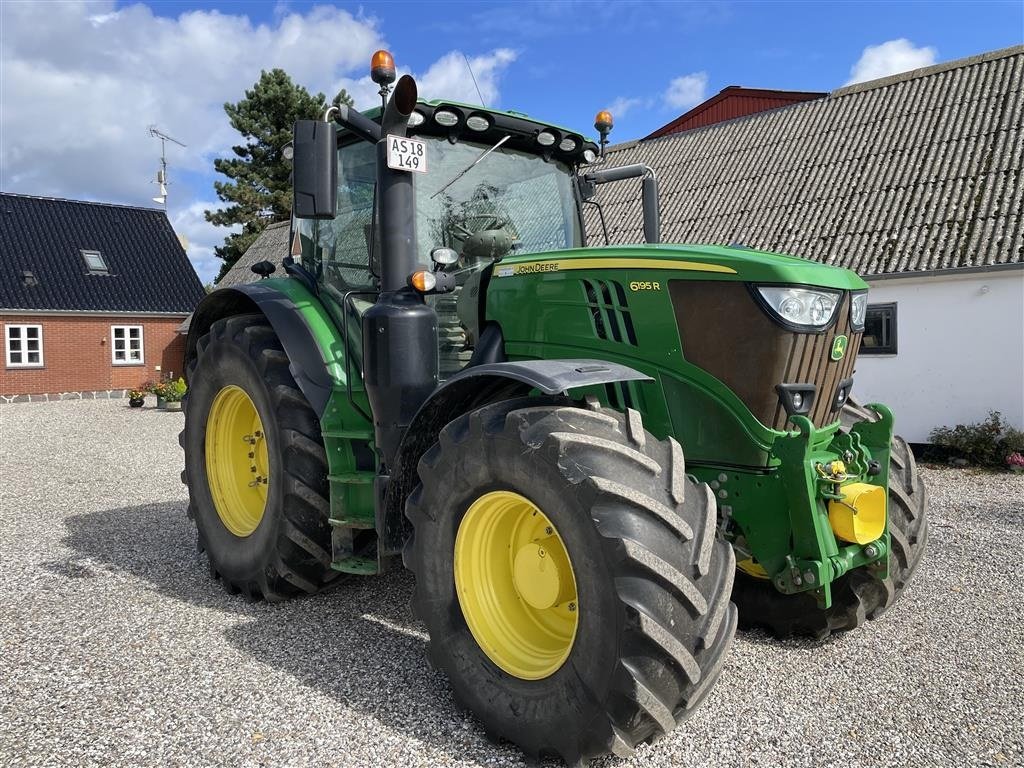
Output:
[{"xmin": 358, "ymin": 75, "xmax": 439, "ymax": 470}]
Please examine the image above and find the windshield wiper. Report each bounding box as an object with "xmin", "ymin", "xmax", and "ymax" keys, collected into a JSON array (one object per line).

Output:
[{"xmin": 430, "ymin": 135, "xmax": 511, "ymax": 199}]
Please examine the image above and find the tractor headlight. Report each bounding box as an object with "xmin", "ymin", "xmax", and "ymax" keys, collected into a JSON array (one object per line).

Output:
[
  {"xmin": 434, "ymin": 109, "xmax": 460, "ymax": 127},
  {"xmin": 850, "ymin": 292, "xmax": 868, "ymax": 330},
  {"xmin": 757, "ymin": 286, "xmax": 841, "ymax": 329}
]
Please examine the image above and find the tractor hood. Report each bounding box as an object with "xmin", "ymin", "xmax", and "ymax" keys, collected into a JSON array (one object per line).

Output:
[{"xmin": 494, "ymin": 243, "xmax": 868, "ymax": 291}]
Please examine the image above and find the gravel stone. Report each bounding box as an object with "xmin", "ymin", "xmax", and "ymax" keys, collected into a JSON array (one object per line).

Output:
[{"xmin": 1, "ymin": 400, "xmax": 1021, "ymax": 767}]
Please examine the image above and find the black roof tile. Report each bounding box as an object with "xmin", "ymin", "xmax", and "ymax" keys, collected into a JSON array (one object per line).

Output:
[{"xmin": 0, "ymin": 193, "xmax": 205, "ymax": 313}]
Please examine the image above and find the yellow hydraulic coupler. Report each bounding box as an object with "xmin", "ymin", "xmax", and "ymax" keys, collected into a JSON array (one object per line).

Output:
[
  {"xmin": 815, "ymin": 459, "xmax": 886, "ymax": 545},
  {"xmin": 828, "ymin": 483, "xmax": 886, "ymax": 544}
]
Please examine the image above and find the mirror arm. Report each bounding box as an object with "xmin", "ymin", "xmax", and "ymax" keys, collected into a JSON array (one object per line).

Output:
[
  {"xmin": 334, "ymin": 105, "xmax": 382, "ymax": 145},
  {"xmin": 582, "ymin": 163, "xmax": 660, "ymax": 244}
]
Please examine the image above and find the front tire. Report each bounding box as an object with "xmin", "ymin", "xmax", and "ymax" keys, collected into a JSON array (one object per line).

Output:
[
  {"xmin": 180, "ymin": 314, "xmax": 336, "ymax": 600},
  {"xmin": 405, "ymin": 399, "xmax": 736, "ymax": 764}
]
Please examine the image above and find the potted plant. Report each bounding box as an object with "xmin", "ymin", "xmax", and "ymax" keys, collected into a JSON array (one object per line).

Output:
[
  {"xmin": 162, "ymin": 377, "xmax": 187, "ymax": 411},
  {"xmin": 127, "ymin": 388, "xmax": 147, "ymax": 408},
  {"xmin": 150, "ymin": 379, "xmax": 168, "ymax": 409}
]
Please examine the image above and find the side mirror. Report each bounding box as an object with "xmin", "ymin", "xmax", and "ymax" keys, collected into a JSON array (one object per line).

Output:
[{"xmin": 292, "ymin": 120, "xmax": 337, "ymax": 219}]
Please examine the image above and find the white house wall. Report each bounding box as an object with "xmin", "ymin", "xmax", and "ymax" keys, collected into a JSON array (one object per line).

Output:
[{"xmin": 854, "ymin": 269, "xmax": 1024, "ymax": 443}]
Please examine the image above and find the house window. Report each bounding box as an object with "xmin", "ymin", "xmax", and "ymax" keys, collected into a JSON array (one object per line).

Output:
[
  {"xmin": 860, "ymin": 303, "xmax": 897, "ymax": 355},
  {"xmin": 111, "ymin": 325, "xmax": 144, "ymax": 365},
  {"xmin": 81, "ymin": 249, "xmax": 109, "ymax": 274},
  {"xmin": 5, "ymin": 324, "xmax": 44, "ymax": 368}
]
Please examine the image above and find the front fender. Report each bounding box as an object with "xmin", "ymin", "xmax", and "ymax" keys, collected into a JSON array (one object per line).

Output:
[{"xmin": 378, "ymin": 358, "xmax": 652, "ymax": 553}]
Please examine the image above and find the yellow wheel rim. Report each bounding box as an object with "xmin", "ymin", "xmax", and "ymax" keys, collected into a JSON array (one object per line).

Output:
[
  {"xmin": 205, "ymin": 385, "xmax": 269, "ymax": 537},
  {"xmin": 453, "ymin": 490, "xmax": 579, "ymax": 680},
  {"xmin": 737, "ymin": 557, "xmax": 770, "ymax": 579}
]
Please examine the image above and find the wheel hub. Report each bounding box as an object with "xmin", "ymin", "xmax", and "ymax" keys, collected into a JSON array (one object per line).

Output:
[
  {"xmin": 454, "ymin": 490, "xmax": 578, "ymax": 680},
  {"xmin": 205, "ymin": 385, "xmax": 269, "ymax": 537}
]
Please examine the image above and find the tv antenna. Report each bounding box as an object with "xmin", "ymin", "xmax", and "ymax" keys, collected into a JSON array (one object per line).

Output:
[{"xmin": 148, "ymin": 125, "xmax": 186, "ymax": 210}]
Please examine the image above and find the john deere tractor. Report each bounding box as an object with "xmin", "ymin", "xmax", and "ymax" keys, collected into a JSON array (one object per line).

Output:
[{"xmin": 181, "ymin": 52, "xmax": 927, "ymax": 764}]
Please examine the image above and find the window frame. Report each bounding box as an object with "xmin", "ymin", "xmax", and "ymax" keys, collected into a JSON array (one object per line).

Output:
[
  {"xmin": 5, "ymin": 324, "xmax": 44, "ymax": 368},
  {"xmin": 81, "ymin": 249, "xmax": 109, "ymax": 274},
  {"xmin": 859, "ymin": 302, "xmax": 898, "ymax": 356},
  {"xmin": 110, "ymin": 324, "xmax": 145, "ymax": 366}
]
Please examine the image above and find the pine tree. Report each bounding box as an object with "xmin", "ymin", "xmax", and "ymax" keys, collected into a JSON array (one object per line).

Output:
[{"xmin": 205, "ymin": 69, "xmax": 353, "ymax": 282}]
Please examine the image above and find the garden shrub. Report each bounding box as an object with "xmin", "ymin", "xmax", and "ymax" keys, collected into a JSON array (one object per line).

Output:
[{"xmin": 929, "ymin": 411, "xmax": 1024, "ymax": 469}]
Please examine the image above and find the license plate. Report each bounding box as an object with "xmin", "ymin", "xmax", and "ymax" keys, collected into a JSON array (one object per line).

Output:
[{"xmin": 386, "ymin": 135, "xmax": 427, "ymax": 174}]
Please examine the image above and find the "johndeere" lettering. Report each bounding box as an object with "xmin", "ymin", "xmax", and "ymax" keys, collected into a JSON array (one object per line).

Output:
[{"xmin": 514, "ymin": 262, "xmax": 560, "ymax": 274}]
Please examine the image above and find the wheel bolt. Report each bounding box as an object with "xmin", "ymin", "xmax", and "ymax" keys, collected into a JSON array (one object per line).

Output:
[{"xmin": 568, "ymin": 602, "xmax": 576, "ymax": 612}]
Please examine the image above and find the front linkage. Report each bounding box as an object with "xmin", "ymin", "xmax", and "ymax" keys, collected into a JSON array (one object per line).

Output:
[{"xmin": 711, "ymin": 404, "xmax": 894, "ymax": 609}]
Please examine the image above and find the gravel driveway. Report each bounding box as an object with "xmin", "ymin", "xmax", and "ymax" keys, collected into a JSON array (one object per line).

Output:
[{"xmin": 1, "ymin": 399, "xmax": 1021, "ymax": 768}]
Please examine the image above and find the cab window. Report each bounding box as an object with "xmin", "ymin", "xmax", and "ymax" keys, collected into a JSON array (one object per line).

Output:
[{"xmin": 302, "ymin": 140, "xmax": 378, "ymax": 290}]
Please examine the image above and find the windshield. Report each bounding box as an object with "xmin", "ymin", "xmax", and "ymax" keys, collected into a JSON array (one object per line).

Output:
[
  {"xmin": 415, "ymin": 138, "xmax": 581, "ymax": 273},
  {"xmin": 296, "ymin": 135, "xmax": 581, "ymax": 293}
]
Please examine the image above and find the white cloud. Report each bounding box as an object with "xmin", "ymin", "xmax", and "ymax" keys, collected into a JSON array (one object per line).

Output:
[
  {"xmin": 417, "ymin": 48, "xmax": 517, "ymax": 105},
  {"xmin": 171, "ymin": 201, "xmax": 240, "ymax": 286},
  {"xmin": 846, "ymin": 39, "xmax": 937, "ymax": 85},
  {"xmin": 664, "ymin": 72, "xmax": 708, "ymax": 111},
  {"xmin": 607, "ymin": 96, "xmax": 647, "ymax": 120},
  {"xmin": 0, "ymin": 1, "xmax": 387, "ymax": 281},
  {"xmin": 0, "ymin": 2, "xmax": 519, "ymax": 282},
  {"xmin": 331, "ymin": 49, "xmax": 517, "ymax": 111}
]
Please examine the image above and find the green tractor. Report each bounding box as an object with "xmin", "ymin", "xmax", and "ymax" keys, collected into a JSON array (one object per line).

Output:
[{"xmin": 181, "ymin": 54, "xmax": 927, "ymax": 764}]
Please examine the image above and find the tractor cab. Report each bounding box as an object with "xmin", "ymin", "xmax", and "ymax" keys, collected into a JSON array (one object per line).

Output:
[{"xmin": 290, "ymin": 97, "xmax": 600, "ymax": 375}]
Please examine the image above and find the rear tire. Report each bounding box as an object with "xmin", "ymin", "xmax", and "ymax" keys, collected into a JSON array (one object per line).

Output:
[
  {"xmin": 180, "ymin": 314, "xmax": 336, "ymax": 601},
  {"xmin": 405, "ymin": 399, "xmax": 737, "ymax": 763},
  {"xmin": 732, "ymin": 399, "xmax": 928, "ymax": 639}
]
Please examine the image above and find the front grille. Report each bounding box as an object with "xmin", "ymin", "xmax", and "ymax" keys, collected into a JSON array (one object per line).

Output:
[
  {"xmin": 581, "ymin": 279, "xmax": 638, "ymax": 346},
  {"xmin": 669, "ymin": 281, "xmax": 862, "ymax": 429}
]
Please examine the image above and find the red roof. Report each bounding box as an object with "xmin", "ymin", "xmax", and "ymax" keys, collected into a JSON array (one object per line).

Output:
[{"xmin": 644, "ymin": 86, "xmax": 826, "ymax": 140}]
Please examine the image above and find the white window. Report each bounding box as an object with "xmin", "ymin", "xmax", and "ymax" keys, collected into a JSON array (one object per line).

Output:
[
  {"xmin": 5, "ymin": 324, "xmax": 44, "ymax": 368},
  {"xmin": 111, "ymin": 325, "xmax": 144, "ymax": 365}
]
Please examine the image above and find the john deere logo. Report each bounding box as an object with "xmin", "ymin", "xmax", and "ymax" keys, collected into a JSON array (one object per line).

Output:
[{"xmin": 831, "ymin": 335, "xmax": 848, "ymax": 361}]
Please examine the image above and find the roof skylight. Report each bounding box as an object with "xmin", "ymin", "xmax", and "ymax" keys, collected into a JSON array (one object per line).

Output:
[{"xmin": 81, "ymin": 249, "xmax": 109, "ymax": 274}]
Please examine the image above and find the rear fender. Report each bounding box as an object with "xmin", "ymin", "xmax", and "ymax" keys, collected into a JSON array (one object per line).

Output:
[{"xmin": 185, "ymin": 281, "xmax": 342, "ymax": 417}]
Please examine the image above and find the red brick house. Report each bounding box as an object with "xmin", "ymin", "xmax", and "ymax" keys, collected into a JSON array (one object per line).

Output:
[{"xmin": 1, "ymin": 193, "xmax": 205, "ymax": 402}]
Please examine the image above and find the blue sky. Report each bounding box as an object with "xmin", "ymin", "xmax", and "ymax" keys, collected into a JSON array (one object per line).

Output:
[{"xmin": 2, "ymin": 1, "xmax": 1021, "ymax": 282}]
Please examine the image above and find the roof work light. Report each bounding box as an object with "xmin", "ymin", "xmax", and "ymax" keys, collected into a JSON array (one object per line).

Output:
[
  {"xmin": 594, "ymin": 110, "xmax": 613, "ymax": 158},
  {"xmin": 371, "ymin": 50, "xmax": 397, "ymax": 111},
  {"xmin": 371, "ymin": 50, "xmax": 397, "ymax": 85}
]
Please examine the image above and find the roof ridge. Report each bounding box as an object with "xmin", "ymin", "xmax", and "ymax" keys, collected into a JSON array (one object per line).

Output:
[
  {"xmin": 605, "ymin": 44, "xmax": 1023, "ymax": 154},
  {"xmin": 831, "ymin": 44, "xmax": 1024, "ymax": 98},
  {"xmin": 0, "ymin": 191, "xmax": 166, "ymax": 215}
]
